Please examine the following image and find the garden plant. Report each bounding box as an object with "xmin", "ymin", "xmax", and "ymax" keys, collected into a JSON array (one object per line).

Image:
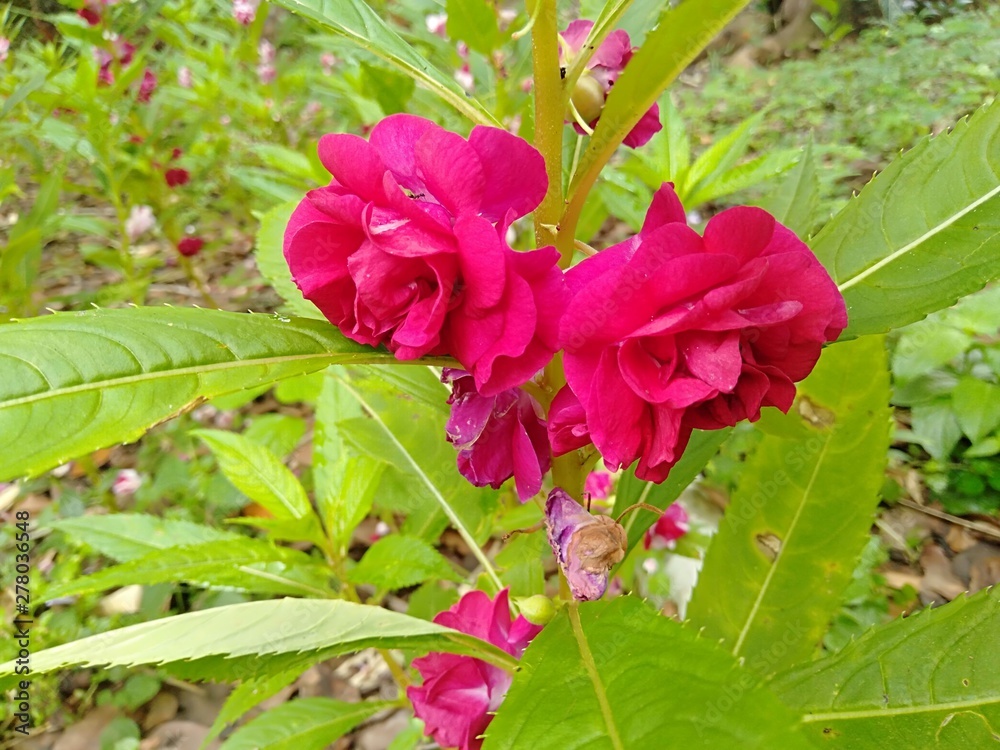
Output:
[{"xmin": 2, "ymin": 0, "xmax": 1000, "ymax": 748}]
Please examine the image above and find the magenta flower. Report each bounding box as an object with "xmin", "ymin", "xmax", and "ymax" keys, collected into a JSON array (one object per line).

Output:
[
  {"xmin": 78, "ymin": 6, "xmax": 101, "ymax": 25},
  {"xmin": 584, "ymin": 470, "xmax": 613, "ymax": 500},
  {"xmin": 545, "ymin": 488, "xmax": 627, "ymax": 601},
  {"xmin": 136, "ymin": 68, "xmax": 157, "ymax": 102},
  {"xmin": 177, "ymin": 237, "xmax": 204, "ymax": 257},
  {"xmin": 559, "ymin": 20, "xmax": 661, "ymax": 148},
  {"xmin": 283, "ymin": 114, "xmax": 564, "ymax": 395},
  {"xmin": 408, "ymin": 589, "xmax": 542, "ymax": 750},
  {"xmin": 444, "ymin": 369, "xmax": 549, "ymax": 502},
  {"xmin": 552, "ymin": 183, "xmax": 847, "ymax": 482},
  {"xmin": 164, "ymin": 168, "xmax": 190, "ymax": 188},
  {"xmin": 644, "ymin": 502, "xmax": 690, "ymax": 550}
]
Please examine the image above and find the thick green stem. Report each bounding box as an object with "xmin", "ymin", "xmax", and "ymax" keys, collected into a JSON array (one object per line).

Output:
[{"xmin": 530, "ymin": 0, "xmax": 565, "ymax": 258}]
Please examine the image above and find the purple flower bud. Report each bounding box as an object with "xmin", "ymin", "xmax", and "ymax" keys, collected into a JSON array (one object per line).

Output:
[
  {"xmin": 444, "ymin": 369, "xmax": 550, "ymax": 502},
  {"xmin": 545, "ymin": 488, "xmax": 627, "ymax": 601}
]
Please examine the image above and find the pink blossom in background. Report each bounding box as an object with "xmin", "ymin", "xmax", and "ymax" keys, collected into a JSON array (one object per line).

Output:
[
  {"xmin": 111, "ymin": 469, "xmax": 142, "ymax": 497},
  {"xmin": 232, "ymin": 0, "xmax": 259, "ymax": 25},
  {"xmin": 283, "ymin": 114, "xmax": 565, "ymax": 395},
  {"xmin": 95, "ymin": 39, "xmax": 135, "ymax": 86},
  {"xmin": 545, "ymin": 488, "xmax": 626, "ymax": 601},
  {"xmin": 257, "ymin": 63, "xmax": 276, "ymax": 85},
  {"xmin": 136, "ymin": 68, "xmax": 157, "ymax": 102},
  {"xmin": 125, "ymin": 204, "xmax": 155, "ymax": 240},
  {"xmin": 258, "ymin": 39, "xmax": 276, "ymax": 64},
  {"xmin": 164, "ymin": 168, "xmax": 190, "ymax": 188},
  {"xmin": 170, "ymin": 147, "xmax": 183, "ymax": 160},
  {"xmin": 443, "ymin": 369, "xmax": 549, "ymax": 502},
  {"xmin": 644, "ymin": 502, "xmax": 690, "ymax": 550},
  {"xmin": 584, "ymin": 470, "xmax": 613, "ymax": 500},
  {"xmin": 455, "ymin": 62, "xmax": 474, "ymax": 92},
  {"xmin": 320, "ymin": 52, "xmax": 337, "ymax": 75},
  {"xmin": 177, "ymin": 237, "xmax": 204, "ymax": 257},
  {"xmin": 408, "ymin": 589, "xmax": 542, "ymax": 750},
  {"xmin": 0, "ymin": 38, "xmax": 9, "ymax": 63},
  {"xmin": 559, "ymin": 20, "xmax": 661, "ymax": 148},
  {"xmin": 551, "ymin": 183, "xmax": 847, "ymax": 482},
  {"xmin": 426, "ymin": 12, "xmax": 447, "ymax": 37},
  {"xmin": 178, "ymin": 66, "xmax": 193, "ymax": 88}
]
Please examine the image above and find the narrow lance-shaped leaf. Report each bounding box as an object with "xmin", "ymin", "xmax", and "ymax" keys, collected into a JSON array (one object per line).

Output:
[
  {"xmin": 0, "ymin": 308, "xmax": 398, "ymax": 481},
  {"xmin": 771, "ymin": 587, "xmax": 1000, "ymax": 749},
  {"xmin": 759, "ymin": 137, "xmax": 820, "ymax": 237},
  {"xmin": 269, "ymin": 0, "xmax": 499, "ymax": 126},
  {"xmin": 566, "ymin": 0, "xmax": 751, "ymax": 213},
  {"xmin": 206, "ymin": 670, "xmax": 305, "ymax": 744},
  {"xmin": 814, "ymin": 100, "xmax": 1000, "ymax": 338},
  {"xmin": 255, "ymin": 200, "xmax": 323, "ymax": 320},
  {"xmin": 484, "ymin": 597, "xmax": 812, "ymax": 749},
  {"xmin": 49, "ymin": 514, "xmax": 239, "ymax": 563},
  {"xmin": 42, "ymin": 539, "xmax": 335, "ymax": 600},
  {"xmin": 219, "ymin": 697, "xmax": 392, "ymax": 750},
  {"xmin": 314, "ymin": 369, "xmax": 385, "ymax": 556},
  {"xmin": 195, "ymin": 429, "xmax": 311, "ymax": 518},
  {"xmin": 613, "ymin": 428, "xmax": 731, "ymax": 563},
  {"xmin": 336, "ymin": 374, "xmax": 503, "ymax": 589},
  {"xmin": 686, "ymin": 336, "xmax": 892, "ymax": 675},
  {"xmin": 348, "ymin": 534, "xmax": 463, "ymax": 592},
  {"xmin": 0, "ymin": 599, "xmax": 517, "ymax": 691}
]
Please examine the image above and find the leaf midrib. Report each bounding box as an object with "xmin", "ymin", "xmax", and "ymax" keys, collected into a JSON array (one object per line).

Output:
[
  {"xmin": 0, "ymin": 352, "xmax": 354, "ymax": 409},
  {"xmin": 336, "ymin": 377, "xmax": 503, "ymax": 590},
  {"xmin": 836, "ymin": 181, "xmax": 1000, "ymax": 293},
  {"xmin": 802, "ymin": 695, "xmax": 1000, "ymax": 722},
  {"xmin": 732, "ymin": 431, "xmax": 835, "ymax": 656},
  {"xmin": 569, "ymin": 605, "xmax": 625, "ymax": 750}
]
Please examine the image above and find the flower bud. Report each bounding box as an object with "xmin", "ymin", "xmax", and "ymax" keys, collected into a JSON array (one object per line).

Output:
[
  {"xmin": 514, "ymin": 594, "xmax": 556, "ymax": 625},
  {"xmin": 569, "ymin": 73, "xmax": 605, "ymax": 125}
]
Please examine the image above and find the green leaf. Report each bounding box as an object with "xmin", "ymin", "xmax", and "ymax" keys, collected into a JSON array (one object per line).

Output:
[
  {"xmin": 314, "ymin": 370, "xmax": 385, "ymax": 554},
  {"xmin": 335, "ymin": 373, "xmax": 501, "ymax": 587},
  {"xmin": 613, "ymin": 429, "xmax": 731, "ymax": 561},
  {"xmin": 483, "ymin": 598, "xmax": 811, "ymax": 749},
  {"xmin": 194, "ymin": 429, "xmax": 314, "ymax": 521},
  {"xmin": 270, "ymin": 0, "xmax": 498, "ymax": 126},
  {"xmin": 759, "ymin": 138, "xmax": 821, "ymax": 237},
  {"xmin": 0, "ymin": 307, "xmax": 392, "ymax": 481},
  {"xmin": 686, "ymin": 149, "xmax": 800, "ymax": 208},
  {"xmin": 348, "ymin": 535, "xmax": 462, "ymax": 591},
  {"xmin": 814, "ymin": 101, "xmax": 1000, "ymax": 338},
  {"xmin": 687, "ymin": 336, "xmax": 892, "ymax": 675},
  {"xmin": 219, "ymin": 697, "xmax": 390, "ymax": 750},
  {"xmin": 446, "ymin": 0, "xmax": 497, "ymax": 55},
  {"xmin": 50, "ymin": 514, "xmax": 239, "ymax": 563},
  {"xmin": 568, "ymin": 0, "xmax": 751, "ymax": 205},
  {"xmin": 206, "ymin": 669, "xmax": 304, "ymax": 743},
  {"xmin": 771, "ymin": 587, "xmax": 1000, "ymax": 748},
  {"xmin": 42, "ymin": 539, "xmax": 335, "ymax": 600},
  {"xmin": 910, "ymin": 399, "xmax": 963, "ymax": 460},
  {"xmin": 255, "ymin": 201, "xmax": 323, "ymax": 320},
  {"xmin": 681, "ymin": 112, "xmax": 763, "ymax": 204},
  {"xmin": 952, "ymin": 377, "xmax": 1000, "ymax": 444},
  {"xmin": 0, "ymin": 599, "xmax": 517, "ymax": 689},
  {"xmin": 242, "ymin": 413, "xmax": 307, "ymax": 459}
]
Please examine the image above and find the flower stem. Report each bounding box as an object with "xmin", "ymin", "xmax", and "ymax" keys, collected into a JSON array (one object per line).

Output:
[{"xmin": 529, "ymin": 0, "xmax": 565, "ymax": 260}]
